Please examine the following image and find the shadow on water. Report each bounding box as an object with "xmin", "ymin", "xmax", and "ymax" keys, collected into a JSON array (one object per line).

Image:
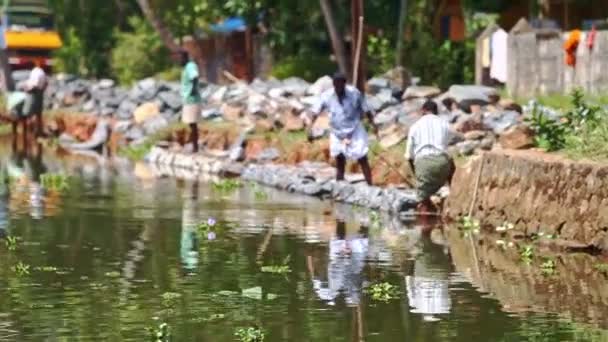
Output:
[{"xmin": 0, "ymin": 151, "xmax": 606, "ymax": 341}]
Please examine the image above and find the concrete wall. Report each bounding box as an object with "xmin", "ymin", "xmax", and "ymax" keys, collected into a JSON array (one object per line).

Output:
[
  {"xmin": 507, "ymin": 30, "xmax": 608, "ymax": 97},
  {"xmin": 444, "ymin": 151, "xmax": 608, "ymax": 252}
]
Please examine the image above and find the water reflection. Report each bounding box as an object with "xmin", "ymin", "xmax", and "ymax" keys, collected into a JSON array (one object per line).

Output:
[
  {"xmin": 308, "ymin": 220, "xmax": 369, "ymax": 307},
  {"xmin": 180, "ymin": 179, "xmax": 200, "ymax": 272},
  {"xmin": 405, "ymin": 227, "xmax": 452, "ymax": 322}
]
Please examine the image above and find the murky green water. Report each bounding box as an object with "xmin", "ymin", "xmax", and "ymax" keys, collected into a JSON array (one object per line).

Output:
[{"xmin": 0, "ymin": 147, "xmax": 607, "ymax": 341}]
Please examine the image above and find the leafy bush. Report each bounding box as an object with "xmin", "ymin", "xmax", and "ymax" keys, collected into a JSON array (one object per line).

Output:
[
  {"xmin": 525, "ymin": 102, "xmax": 568, "ymax": 151},
  {"xmin": 53, "ymin": 27, "xmax": 86, "ymax": 75},
  {"xmin": 111, "ymin": 16, "xmax": 172, "ymax": 85},
  {"xmin": 271, "ymin": 55, "xmax": 336, "ymax": 82},
  {"xmin": 367, "ymin": 34, "xmax": 395, "ymax": 76}
]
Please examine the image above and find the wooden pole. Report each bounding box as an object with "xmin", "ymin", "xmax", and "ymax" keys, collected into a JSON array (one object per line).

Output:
[
  {"xmin": 395, "ymin": 0, "xmax": 407, "ymax": 67},
  {"xmin": 352, "ymin": 16, "xmax": 364, "ymax": 88},
  {"xmin": 320, "ymin": 0, "xmax": 350, "ymax": 77},
  {"xmin": 351, "ymin": 0, "xmax": 366, "ymax": 91}
]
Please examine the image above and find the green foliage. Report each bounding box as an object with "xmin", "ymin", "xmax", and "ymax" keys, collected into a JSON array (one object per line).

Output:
[
  {"xmin": 148, "ymin": 322, "xmax": 170, "ymax": 342},
  {"xmin": 212, "ymin": 179, "xmax": 242, "ymax": 194},
  {"xmin": 12, "ymin": 261, "xmax": 31, "ymax": 276},
  {"xmin": 5, "ymin": 236, "xmax": 18, "ymax": 251},
  {"xmin": 271, "ymin": 55, "xmax": 336, "ymax": 82},
  {"xmin": 111, "ymin": 16, "xmax": 172, "ymax": 85},
  {"xmin": 53, "ymin": 27, "xmax": 86, "ymax": 75},
  {"xmin": 366, "ymin": 282, "xmax": 399, "ymax": 302},
  {"xmin": 261, "ymin": 255, "xmax": 291, "ymax": 274},
  {"xmin": 525, "ymin": 102, "xmax": 568, "ymax": 151},
  {"xmin": 367, "ymin": 34, "xmax": 394, "ymax": 76},
  {"xmin": 235, "ymin": 326, "xmax": 265, "ymax": 342},
  {"xmin": 594, "ymin": 263, "xmax": 608, "ymax": 274},
  {"xmin": 458, "ymin": 216, "xmax": 480, "ymax": 235},
  {"xmin": 161, "ymin": 292, "xmax": 182, "ymax": 308},
  {"xmin": 540, "ymin": 258, "xmax": 556, "ymax": 276},
  {"xmin": 40, "ymin": 173, "xmax": 70, "ymax": 191},
  {"xmin": 249, "ymin": 182, "xmax": 268, "ymax": 201},
  {"xmin": 519, "ymin": 245, "xmax": 534, "ymax": 265}
]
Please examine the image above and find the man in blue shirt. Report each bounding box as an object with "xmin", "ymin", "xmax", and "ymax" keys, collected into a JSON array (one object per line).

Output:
[
  {"xmin": 307, "ymin": 72, "xmax": 378, "ymax": 185},
  {"xmin": 179, "ymin": 50, "xmax": 202, "ymax": 153}
]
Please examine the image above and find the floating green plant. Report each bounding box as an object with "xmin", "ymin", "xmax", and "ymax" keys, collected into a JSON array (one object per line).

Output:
[
  {"xmin": 366, "ymin": 282, "xmax": 400, "ymax": 302},
  {"xmin": 212, "ymin": 179, "xmax": 241, "ymax": 193},
  {"xmin": 40, "ymin": 173, "xmax": 70, "ymax": 191},
  {"xmin": 12, "ymin": 261, "xmax": 30, "ymax": 276},
  {"xmin": 520, "ymin": 245, "xmax": 535, "ymax": 264},
  {"xmin": 34, "ymin": 266, "xmax": 58, "ymax": 272},
  {"xmin": 235, "ymin": 326, "xmax": 265, "ymax": 342},
  {"xmin": 249, "ymin": 182, "xmax": 268, "ymax": 200},
  {"xmin": 458, "ymin": 216, "xmax": 480, "ymax": 235},
  {"xmin": 261, "ymin": 255, "xmax": 291, "ymax": 274},
  {"xmin": 5, "ymin": 236, "xmax": 18, "ymax": 251},
  {"xmin": 540, "ymin": 258, "xmax": 557, "ymax": 276},
  {"xmin": 161, "ymin": 292, "xmax": 182, "ymax": 308},
  {"xmin": 594, "ymin": 263, "xmax": 608, "ymax": 274},
  {"xmin": 148, "ymin": 322, "xmax": 170, "ymax": 342}
]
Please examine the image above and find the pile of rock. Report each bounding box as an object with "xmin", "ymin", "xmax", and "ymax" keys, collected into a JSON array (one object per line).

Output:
[{"xmin": 41, "ymin": 71, "xmax": 533, "ymax": 156}]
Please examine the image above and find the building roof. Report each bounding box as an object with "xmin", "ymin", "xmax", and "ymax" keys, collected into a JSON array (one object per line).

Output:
[{"xmin": 210, "ymin": 17, "xmax": 246, "ymax": 33}]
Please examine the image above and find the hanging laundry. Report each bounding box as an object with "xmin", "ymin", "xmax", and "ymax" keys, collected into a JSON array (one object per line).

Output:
[
  {"xmin": 481, "ymin": 36, "xmax": 490, "ymax": 68},
  {"xmin": 564, "ymin": 29, "xmax": 581, "ymax": 67},
  {"xmin": 490, "ymin": 29, "xmax": 508, "ymax": 83},
  {"xmin": 587, "ymin": 25, "xmax": 597, "ymax": 50}
]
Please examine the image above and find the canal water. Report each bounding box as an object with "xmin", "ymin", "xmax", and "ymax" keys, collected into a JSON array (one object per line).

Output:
[{"xmin": 0, "ymin": 145, "xmax": 607, "ymax": 341}]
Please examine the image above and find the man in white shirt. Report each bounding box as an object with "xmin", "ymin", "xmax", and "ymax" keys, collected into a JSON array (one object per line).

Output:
[
  {"xmin": 405, "ymin": 100, "xmax": 455, "ymax": 212},
  {"xmin": 306, "ymin": 72, "xmax": 379, "ymax": 185},
  {"xmin": 21, "ymin": 61, "xmax": 47, "ymax": 136}
]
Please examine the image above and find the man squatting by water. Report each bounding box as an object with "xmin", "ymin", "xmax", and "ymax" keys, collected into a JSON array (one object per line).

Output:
[
  {"xmin": 305, "ymin": 72, "xmax": 379, "ymax": 185},
  {"xmin": 405, "ymin": 100, "xmax": 455, "ymax": 212}
]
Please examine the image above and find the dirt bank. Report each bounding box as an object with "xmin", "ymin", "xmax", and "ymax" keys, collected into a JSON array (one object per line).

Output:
[{"xmin": 445, "ymin": 150, "xmax": 608, "ymax": 252}]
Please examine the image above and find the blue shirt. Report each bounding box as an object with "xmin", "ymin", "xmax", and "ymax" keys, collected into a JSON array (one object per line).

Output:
[
  {"xmin": 312, "ymin": 86, "xmax": 371, "ymax": 139},
  {"xmin": 181, "ymin": 61, "xmax": 202, "ymax": 104}
]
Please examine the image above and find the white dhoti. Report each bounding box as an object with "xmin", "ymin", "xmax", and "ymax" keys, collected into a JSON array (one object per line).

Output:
[
  {"xmin": 181, "ymin": 104, "xmax": 201, "ymax": 124},
  {"xmin": 330, "ymin": 124, "xmax": 369, "ymax": 160}
]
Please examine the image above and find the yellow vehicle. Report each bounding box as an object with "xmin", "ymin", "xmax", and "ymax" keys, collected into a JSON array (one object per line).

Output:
[{"xmin": 1, "ymin": 0, "xmax": 62, "ymax": 71}]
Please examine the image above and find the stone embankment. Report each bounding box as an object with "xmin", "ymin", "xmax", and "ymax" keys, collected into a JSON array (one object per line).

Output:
[
  {"xmin": 145, "ymin": 147, "xmax": 417, "ymax": 215},
  {"xmin": 37, "ymin": 69, "xmax": 534, "ymax": 159},
  {"xmin": 445, "ymin": 150, "xmax": 608, "ymax": 252}
]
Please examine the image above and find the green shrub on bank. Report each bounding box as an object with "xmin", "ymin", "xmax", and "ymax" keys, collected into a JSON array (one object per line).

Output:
[
  {"xmin": 111, "ymin": 16, "xmax": 172, "ymax": 85},
  {"xmin": 271, "ymin": 55, "xmax": 336, "ymax": 82},
  {"xmin": 526, "ymin": 89, "xmax": 608, "ymax": 160}
]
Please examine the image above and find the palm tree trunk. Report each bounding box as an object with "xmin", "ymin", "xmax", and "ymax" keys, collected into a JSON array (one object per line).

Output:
[
  {"xmin": 135, "ymin": 0, "xmax": 180, "ymax": 52},
  {"xmin": 319, "ymin": 0, "xmax": 350, "ymax": 77}
]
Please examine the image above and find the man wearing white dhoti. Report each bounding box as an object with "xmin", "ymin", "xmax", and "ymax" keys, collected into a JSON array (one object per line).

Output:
[{"xmin": 307, "ymin": 72, "xmax": 378, "ymax": 185}]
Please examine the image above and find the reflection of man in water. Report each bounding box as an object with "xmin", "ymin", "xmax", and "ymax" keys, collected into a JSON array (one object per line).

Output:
[
  {"xmin": 405, "ymin": 227, "xmax": 452, "ymax": 321},
  {"xmin": 180, "ymin": 180, "xmax": 199, "ymax": 272},
  {"xmin": 7, "ymin": 141, "xmax": 46, "ymax": 219},
  {"xmin": 308, "ymin": 220, "xmax": 369, "ymax": 306}
]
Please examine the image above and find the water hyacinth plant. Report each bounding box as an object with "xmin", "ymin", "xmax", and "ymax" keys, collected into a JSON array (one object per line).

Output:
[
  {"xmin": 12, "ymin": 261, "xmax": 30, "ymax": 276},
  {"xmin": 235, "ymin": 326, "xmax": 265, "ymax": 342},
  {"xmin": 40, "ymin": 173, "xmax": 70, "ymax": 191},
  {"xmin": 5, "ymin": 236, "xmax": 18, "ymax": 251},
  {"xmin": 212, "ymin": 179, "xmax": 241, "ymax": 193},
  {"xmin": 458, "ymin": 216, "xmax": 480, "ymax": 235},
  {"xmin": 366, "ymin": 282, "xmax": 400, "ymax": 302},
  {"xmin": 148, "ymin": 322, "xmax": 170, "ymax": 342}
]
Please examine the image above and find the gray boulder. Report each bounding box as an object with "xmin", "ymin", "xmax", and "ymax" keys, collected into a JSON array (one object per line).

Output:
[
  {"xmin": 445, "ymin": 85, "xmax": 498, "ymax": 104},
  {"xmin": 117, "ymin": 100, "xmax": 137, "ymax": 120},
  {"xmin": 367, "ymin": 77, "xmax": 390, "ymax": 94},
  {"xmin": 257, "ymin": 148, "xmax": 281, "ymax": 162},
  {"xmin": 142, "ymin": 116, "xmax": 169, "ymax": 136},
  {"xmin": 483, "ymin": 110, "xmax": 520, "ymax": 135},
  {"xmin": 125, "ymin": 126, "xmax": 145, "ymax": 141},
  {"xmin": 201, "ymin": 107, "xmax": 222, "ymax": 120},
  {"xmin": 158, "ymin": 91, "xmax": 182, "ymax": 111},
  {"xmin": 307, "ymin": 76, "xmax": 333, "ymax": 96},
  {"xmin": 375, "ymin": 105, "xmax": 402, "ymax": 127},
  {"xmin": 281, "ymin": 77, "xmax": 310, "ymax": 97},
  {"xmin": 402, "ymin": 85, "xmax": 441, "ymax": 100}
]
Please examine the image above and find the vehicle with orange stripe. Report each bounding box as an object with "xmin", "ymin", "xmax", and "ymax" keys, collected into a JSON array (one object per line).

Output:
[{"xmin": 1, "ymin": 0, "xmax": 62, "ymax": 71}]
